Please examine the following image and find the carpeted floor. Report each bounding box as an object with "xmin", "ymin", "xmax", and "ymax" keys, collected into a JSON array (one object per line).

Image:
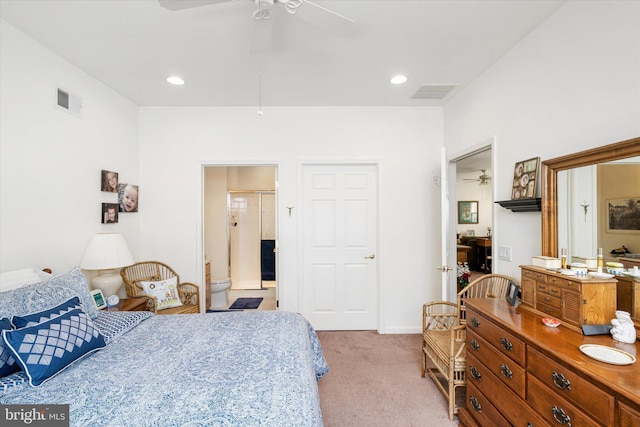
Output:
[{"xmin": 316, "ymin": 331, "xmax": 459, "ymax": 427}]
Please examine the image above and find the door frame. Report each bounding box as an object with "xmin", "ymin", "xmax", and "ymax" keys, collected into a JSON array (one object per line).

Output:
[
  {"xmin": 445, "ymin": 138, "xmax": 496, "ymax": 301},
  {"xmin": 197, "ymin": 160, "xmax": 280, "ymax": 313},
  {"xmin": 297, "ymin": 160, "xmax": 382, "ymax": 331}
]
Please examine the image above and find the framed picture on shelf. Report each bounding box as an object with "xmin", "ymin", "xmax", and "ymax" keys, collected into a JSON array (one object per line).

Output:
[
  {"xmin": 606, "ymin": 198, "xmax": 640, "ymax": 233},
  {"xmin": 511, "ymin": 157, "xmax": 540, "ymax": 200},
  {"xmin": 458, "ymin": 201, "xmax": 478, "ymax": 224}
]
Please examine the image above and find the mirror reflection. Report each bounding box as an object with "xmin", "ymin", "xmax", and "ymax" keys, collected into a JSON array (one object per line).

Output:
[{"xmin": 542, "ymin": 137, "xmax": 640, "ymax": 337}]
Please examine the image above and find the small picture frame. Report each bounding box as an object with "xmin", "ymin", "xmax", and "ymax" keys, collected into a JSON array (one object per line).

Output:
[
  {"xmin": 511, "ymin": 157, "xmax": 540, "ymax": 200},
  {"xmin": 102, "ymin": 203, "xmax": 119, "ymax": 224},
  {"xmin": 101, "ymin": 170, "xmax": 119, "ymax": 193},
  {"xmin": 506, "ymin": 281, "xmax": 520, "ymax": 306},
  {"xmin": 458, "ymin": 201, "xmax": 479, "ymax": 224},
  {"xmin": 91, "ymin": 289, "xmax": 107, "ymax": 310}
]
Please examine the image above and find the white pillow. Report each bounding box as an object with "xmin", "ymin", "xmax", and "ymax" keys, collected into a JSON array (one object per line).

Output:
[
  {"xmin": 139, "ymin": 277, "xmax": 183, "ymax": 310},
  {"xmin": 0, "ymin": 268, "xmax": 51, "ymax": 292}
]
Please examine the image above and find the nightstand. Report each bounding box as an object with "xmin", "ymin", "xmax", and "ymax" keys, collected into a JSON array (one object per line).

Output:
[{"xmin": 107, "ymin": 297, "xmax": 149, "ymax": 312}]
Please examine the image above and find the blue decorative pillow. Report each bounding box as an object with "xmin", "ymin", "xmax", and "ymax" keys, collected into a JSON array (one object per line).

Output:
[
  {"xmin": 0, "ymin": 267, "xmax": 98, "ymax": 320},
  {"xmin": 2, "ymin": 308, "xmax": 106, "ymax": 386},
  {"xmin": 0, "ymin": 317, "xmax": 20, "ymax": 378},
  {"xmin": 11, "ymin": 296, "xmax": 83, "ymax": 329}
]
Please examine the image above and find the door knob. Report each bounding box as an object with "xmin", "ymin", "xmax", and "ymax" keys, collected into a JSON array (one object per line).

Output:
[{"xmin": 364, "ymin": 254, "xmax": 376, "ymax": 259}]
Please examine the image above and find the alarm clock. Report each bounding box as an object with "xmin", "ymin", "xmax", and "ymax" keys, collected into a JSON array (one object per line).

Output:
[{"xmin": 107, "ymin": 294, "xmax": 120, "ymax": 308}]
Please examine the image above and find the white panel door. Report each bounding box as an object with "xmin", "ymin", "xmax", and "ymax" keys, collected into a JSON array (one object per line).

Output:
[{"xmin": 302, "ymin": 164, "xmax": 378, "ymax": 330}]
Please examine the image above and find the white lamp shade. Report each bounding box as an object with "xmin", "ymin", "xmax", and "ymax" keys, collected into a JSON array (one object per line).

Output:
[{"xmin": 80, "ymin": 233, "xmax": 134, "ymax": 270}]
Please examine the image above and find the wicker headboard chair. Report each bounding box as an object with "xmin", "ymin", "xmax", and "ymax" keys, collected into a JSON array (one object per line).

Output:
[
  {"xmin": 120, "ymin": 261, "xmax": 200, "ymax": 314},
  {"xmin": 421, "ymin": 273, "xmax": 518, "ymax": 420}
]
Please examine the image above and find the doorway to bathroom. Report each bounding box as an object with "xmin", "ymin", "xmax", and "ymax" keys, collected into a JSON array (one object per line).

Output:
[{"xmin": 203, "ymin": 165, "xmax": 277, "ymax": 310}]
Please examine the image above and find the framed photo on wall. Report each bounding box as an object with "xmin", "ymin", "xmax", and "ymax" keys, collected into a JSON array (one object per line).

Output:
[
  {"xmin": 458, "ymin": 201, "xmax": 478, "ymax": 224},
  {"xmin": 511, "ymin": 157, "xmax": 540, "ymax": 200},
  {"xmin": 606, "ymin": 198, "xmax": 640, "ymax": 233},
  {"xmin": 101, "ymin": 170, "xmax": 119, "ymax": 193},
  {"xmin": 102, "ymin": 203, "xmax": 119, "ymax": 224}
]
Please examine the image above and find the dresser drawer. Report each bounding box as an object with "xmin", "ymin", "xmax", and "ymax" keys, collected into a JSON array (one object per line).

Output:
[
  {"xmin": 465, "ymin": 379, "xmax": 511, "ymax": 427},
  {"xmin": 536, "ymin": 292, "xmax": 561, "ymax": 309},
  {"xmin": 528, "ymin": 376, "xmax": 601, "ymax": 427},
  {"xmin": 536, "ymin": 301, "xmax": 562, "ymax": 318},
  {"xmin": 467, "ymin": 330, "xmax": 525, "ymax": 398},
  {"xmin": 619, "ymin": 401, "xmax": 640, "ymax": 427},
  {"xmin": 528, "ymin": 347, "xmax": 614, "ymax": 425},
  {"xmin": 467, "ymin": 308, "xmax": 525, "ymax": 365},
  {"xmin": 467, "ymin": 353, "xmax": 549, "ymax": 427}
]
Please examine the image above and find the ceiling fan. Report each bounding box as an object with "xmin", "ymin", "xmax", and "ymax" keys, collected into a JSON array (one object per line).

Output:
[
  {"xmin": 158, "ymin": 0, "xmax": 354, "ymax": 23},
  {"xmin": 464, "ymin": 170, "xmax": 492, "ymax": 185}
]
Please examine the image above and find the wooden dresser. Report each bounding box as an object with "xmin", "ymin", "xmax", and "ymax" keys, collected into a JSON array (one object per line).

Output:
[
  {"xmin": 458, "ymin": 298, "xmax": 640, "ymax": 427},
  {"xmin": 520, "ymin": 265, "xmax": 617, "ymax": 333}
]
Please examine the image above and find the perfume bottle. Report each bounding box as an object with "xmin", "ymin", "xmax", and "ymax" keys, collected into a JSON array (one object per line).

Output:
[
  {"xmin": 561, "ymin": 248, "xmax": 567, "ymax": 270},
  {"xmin": 597, "ymin": 248, "xmax": 603, "ymax": 273}
]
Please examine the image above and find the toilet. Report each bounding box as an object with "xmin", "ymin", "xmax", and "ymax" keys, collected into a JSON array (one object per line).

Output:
[{"xmin": 210, "ymin": 278, "xmax": 232, "ymax": 309}]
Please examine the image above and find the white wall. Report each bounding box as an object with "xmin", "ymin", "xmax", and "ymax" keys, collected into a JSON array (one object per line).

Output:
[
  {"xmin": 139, "ymin": 107, "xmax": 444, "ymax": 332},
  {"xmin": 0, "ymin": 20, "xmax": 140, "ymax": 274},
  {"xmin": 444, "ymin": 1, "xmax": 640, "ymax": 279}
]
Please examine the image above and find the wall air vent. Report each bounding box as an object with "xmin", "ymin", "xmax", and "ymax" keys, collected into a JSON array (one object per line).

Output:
[
  {"xmin": 411, "ymin": 84, "xmax": 457, "ymax": 100},
  {"xmin": 55, "ymin": 87, "xmax": 83, "ymax": 118}
]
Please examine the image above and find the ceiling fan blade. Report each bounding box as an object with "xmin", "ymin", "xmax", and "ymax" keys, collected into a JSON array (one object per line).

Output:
[
  {"xmin": 301, "ymin": 0, "xmax": 355, "ymax": 23},
  {"xmin": 158, "ymin": 0, "xmax": 233, "ymax": 11}
]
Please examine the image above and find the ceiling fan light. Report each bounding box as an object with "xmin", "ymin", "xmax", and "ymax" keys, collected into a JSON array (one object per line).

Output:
[{"xmin": 166, "ymin": 76, "xmax": 185, "ymax": 85}]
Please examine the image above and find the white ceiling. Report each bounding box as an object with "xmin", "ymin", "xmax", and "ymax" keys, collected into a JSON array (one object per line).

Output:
[{"xmin": 0, "ymin": 0, "xmax": 565, "ymax": 107}]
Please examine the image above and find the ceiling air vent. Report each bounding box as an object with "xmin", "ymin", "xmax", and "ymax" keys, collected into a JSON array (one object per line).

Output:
[
  {"xmin": 55, "ymin": 87, "xmax": 83, "ymax": 118},
  {"xmin": 412, "ymin": 84, "xmax": 457, "ymax": 100}
]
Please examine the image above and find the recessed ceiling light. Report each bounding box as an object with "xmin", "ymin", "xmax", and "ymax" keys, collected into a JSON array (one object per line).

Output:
[
  {"xmin": 390, "ymin": 75, "xmax": 408, "ymax": 85},
  {"xmin": 166, "ymin": 76, "xmax": 185, "ymax": 86}
]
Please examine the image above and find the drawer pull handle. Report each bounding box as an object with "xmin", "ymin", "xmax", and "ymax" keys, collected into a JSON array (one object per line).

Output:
[
  {"xmin": 471, "ymin": 317, "xmax": 480, "ymax": 328},
  {"xmin": 544, "ymin": 307, "xmax": 552, "ymax": 313},
  {"xmin": 538, "ymin": 285, "xmax": 545, "ymax": 289},
  {"xmin": 500, "ymin": 337, "xmax": 513, "ymax": 351},
  {"xmin": 552, "ymin": 372, "xmax": 571, "ymax": 390},
  {"xmin": 551, "ymin": 288, "xmax": 559, "ymax": 294},
  {"xmin": 527, "ymin": 424, "xmax": 533, "ymax": 427},
  {"xmin": 469, "ymin": 396, "xmax": 482, "ymax": 413},
  {"xmin": 544, "ymin": 297, "xmax": 551, "ymax": 302},
  {"xmin": 500, "ymin": 363, "xmax": 513, "ymax": 379},
  {"xmin": 469, "ymin": 365, "xmax": 482, "ymax": 381},
  {"xmin": 552, "ymin": 406, "xmax": 571, "ymax": 426},
  {"xmin": 470, "ymin": 339, "xmax": 480, "ymax": 351}
]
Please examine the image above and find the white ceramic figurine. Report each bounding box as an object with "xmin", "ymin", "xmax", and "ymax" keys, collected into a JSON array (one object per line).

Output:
[{"xmin": 610, "ymin": 310, "xmax": 636, "ymax": 344}]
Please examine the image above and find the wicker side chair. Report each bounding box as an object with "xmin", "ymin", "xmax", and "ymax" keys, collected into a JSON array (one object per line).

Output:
[
  {"xmin": 421, "ymin": 274, "xmax": 518, "ymax": 420},
  {"xmin": 120, "ymin": 261, "xmax": 200, "ymax": 314}
]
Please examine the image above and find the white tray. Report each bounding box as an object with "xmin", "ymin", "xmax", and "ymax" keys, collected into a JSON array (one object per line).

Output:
[{"xmin": 579, "ymin": 344, "xmax": 636, "ymax": 365}]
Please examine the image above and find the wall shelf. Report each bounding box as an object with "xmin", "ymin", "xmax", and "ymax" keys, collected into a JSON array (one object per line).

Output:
[{"xmin": 495, "ymin": 198, "xmax": 541, "ymax": 212}]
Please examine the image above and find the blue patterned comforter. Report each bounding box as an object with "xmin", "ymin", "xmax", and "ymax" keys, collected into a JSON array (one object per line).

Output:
[{"xmin": 0, "ymin": 310, "xmax": 328, "ymax": 426}]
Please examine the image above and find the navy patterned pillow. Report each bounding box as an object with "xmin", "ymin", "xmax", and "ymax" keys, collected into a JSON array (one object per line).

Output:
[
  {"xmin": 0, "ymin": 317, "xmax": 20, "ymax": 378},
  {"xmin": 2, "ymin": 308, "xmax": 106, "ymax": 386},
  {"xmin": 11, "ymin": 296, "xmax": 83, "ymax": 329}
]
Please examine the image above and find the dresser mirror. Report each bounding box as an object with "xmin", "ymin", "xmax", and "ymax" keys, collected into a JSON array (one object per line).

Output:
[{"xmin": 541, "ymin": 136, "xmax": 640, "ymax": 337}]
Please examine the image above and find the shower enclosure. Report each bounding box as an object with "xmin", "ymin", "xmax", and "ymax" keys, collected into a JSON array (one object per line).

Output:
[{"xmin": 228, "ymin": 191, "xmax": 276, "ymax": 290}]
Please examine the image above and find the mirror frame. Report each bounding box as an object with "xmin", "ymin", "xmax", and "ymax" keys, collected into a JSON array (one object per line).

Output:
[{"xmin": 541, "ymin": 136, "xmax": 640, "ymax": 257}]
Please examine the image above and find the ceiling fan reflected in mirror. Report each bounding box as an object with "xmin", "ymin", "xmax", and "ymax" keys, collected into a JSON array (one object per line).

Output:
[
  {"xmin": 464, "ymin": 169, "xmax": 492, "ymax": 185},
  {"xmin": 158, "ymin": 0, "xmax": 355, "ymax": 23}
]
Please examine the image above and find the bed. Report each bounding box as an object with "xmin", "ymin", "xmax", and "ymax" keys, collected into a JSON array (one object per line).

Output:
[{"xmin": 0, "ymin": 268, "xmax": 328, "ymax": 426}]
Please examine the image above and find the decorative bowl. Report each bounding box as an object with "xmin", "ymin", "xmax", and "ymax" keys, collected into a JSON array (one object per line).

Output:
[{"xmin": 542, "ymin": 317, "xmax": 561, "ymax": 327}]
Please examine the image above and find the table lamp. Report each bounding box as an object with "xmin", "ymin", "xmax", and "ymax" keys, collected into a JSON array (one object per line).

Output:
[{"xmin": 80, "ymin": 233, "xmax": 134, "ymax": 297}]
